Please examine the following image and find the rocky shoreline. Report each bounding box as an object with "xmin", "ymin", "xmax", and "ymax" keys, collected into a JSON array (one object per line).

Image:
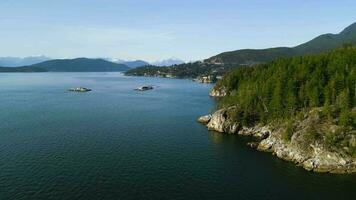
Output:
[
  {"xmin": 198, "ymin": 107, "xmax": 356, "ymax": 174},
  {"xmin": 209, "ymin": 86, "xmax": 227, "ymax": 97}
]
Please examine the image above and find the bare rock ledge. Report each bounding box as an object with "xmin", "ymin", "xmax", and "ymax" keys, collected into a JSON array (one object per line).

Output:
[{"xmin": 198, "ymin": 107, "xmax": 356, "ymax": 174}]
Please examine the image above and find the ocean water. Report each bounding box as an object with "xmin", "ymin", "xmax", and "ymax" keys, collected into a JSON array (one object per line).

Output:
[{"xmin": 0, "ymin": 72, "xmax": 354, "ymax": 200}]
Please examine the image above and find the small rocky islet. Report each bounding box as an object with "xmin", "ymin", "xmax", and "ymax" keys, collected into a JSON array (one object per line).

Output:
[
  {"xmin": 68, "ymin": 87, "xmax": 92, "ymax": 92},
  {"xmin": 134, "ymin": 85, "xmax": 154, "ymax": 91}
]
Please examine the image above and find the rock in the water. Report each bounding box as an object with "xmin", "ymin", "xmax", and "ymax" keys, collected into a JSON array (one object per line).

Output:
[
  {"xmin": 206, "ymin": 107, "xmax": 239, "ymax": 134},
  {"xmin": 247, "ymin": 142, "xmax": 259, "ymax": 148},
  {"xmin": 135, "ymin": 85, "xmax": 154, "ymax": 91},
  {"xmin": 197, "ymin": 114, "xmax": 212, "ymax": 124},
  {"xmin": 69, "ymin": 87, "xmax": 92, "ymax": 92}
]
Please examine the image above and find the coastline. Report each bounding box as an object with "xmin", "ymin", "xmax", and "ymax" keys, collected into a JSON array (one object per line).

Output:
[{"xmin": 198, "ymin": 106, "xmax": 356, "ymax": 174}]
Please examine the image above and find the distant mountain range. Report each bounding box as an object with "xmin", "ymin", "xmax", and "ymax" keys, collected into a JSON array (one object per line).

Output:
[
  {"xmin": 27, "ymin": 58, "xmax": 130, "ymax": 72},
  {"xmin": 126, "ymin": 22, "xmax": 356, "ymax": 79},
  {"xmin": 0, "ymin": 56, "xmax": 51, "ymax": 67},
  {"xmin": 205, "ymin": 22, "xmax": 356, "ymax": 65},
  {"xmin": 2, "ymin": 22, "xmax": 355, "ymax": 73},
  {"xmin": 0, "ymin": 55, "xmax": 184, "ymax": 71},
  {"xmin": 114, "ymin": 58, "xmax": 184, "ymax": 67},
  {"xmin": 123, "ymin": 60, "xmax": 149, "ymax": 68},
  {"xmin": 151, "ymin": 58, "xmax": 185, "ymax": 66},
  {"xmin": 0, "ymin": 57, "xmax": 184, "ymax": 72},
  {"xmin": 117, "ymin": 60, "xmax": 149, "ymax": 68},
  {"xmin": 0, "ymin": 66, "xmax": 47, "ymax": 72}
]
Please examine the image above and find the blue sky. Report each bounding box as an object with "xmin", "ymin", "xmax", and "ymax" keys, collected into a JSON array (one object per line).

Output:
[{"xmin": 0, "ymin": 0, "xmax": 355, "ymax": 61}]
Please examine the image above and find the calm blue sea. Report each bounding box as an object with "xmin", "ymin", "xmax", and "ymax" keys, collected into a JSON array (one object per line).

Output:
[{"xmin": 0, "ymin": 72, "xmax": 354, "ymax": 200}]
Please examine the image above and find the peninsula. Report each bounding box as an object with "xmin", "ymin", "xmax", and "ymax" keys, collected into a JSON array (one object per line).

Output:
[{"xmin": 199, "ymin": 46, "xmax": 356, "ymax": 173}]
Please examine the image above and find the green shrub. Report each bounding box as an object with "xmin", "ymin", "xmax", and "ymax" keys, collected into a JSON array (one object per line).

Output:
[{"xmin": 282, "ymin": 121, "xmax": 294, "ymax": 142}]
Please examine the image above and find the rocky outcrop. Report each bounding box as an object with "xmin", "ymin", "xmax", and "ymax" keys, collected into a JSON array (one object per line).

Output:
[
  {"xmin": 209, "ymin": 86, "xmax": 227, "ymax": 97},
  {"xmin": 198, "ymin": 106, "xmax": 356, "ymax": 174},
  {"xmin": 258, "ymin": 130, "xmax": 356, "ymax": 174},
  {"xmin": 197, "ymin": 114, "xmax": 212, "ymax": 124},
  {"xmin": 205, "ymin": 107, "xmax": 240, "ymax": 134},
  {"xmin": 199, "ymin": 107, "xmax": 270, "ymax": 138},
  {"xmin": 238, "ymin": 126, "xmax": 271, "ymax": 139}
]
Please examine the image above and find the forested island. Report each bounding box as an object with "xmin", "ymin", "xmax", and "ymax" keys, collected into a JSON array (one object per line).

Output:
[{"xmin": 199, "ymin": 46, "xmax": 356, "ymax": 173}]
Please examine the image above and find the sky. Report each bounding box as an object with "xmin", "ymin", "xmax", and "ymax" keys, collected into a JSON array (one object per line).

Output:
[{"xmin": 0, "ymin": 0, "xmax": 355, "ymax": 62}]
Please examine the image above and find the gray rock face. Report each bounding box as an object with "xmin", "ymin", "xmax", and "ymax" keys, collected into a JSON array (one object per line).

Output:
[
  {"xmin": 209, "ymin": 86, "xmax": 227, "ymax": 97},
  {"xmin": 197, "ymin": 114, "xmax": 212, "ymax": 124},
  {"xmin": 198, "ymin": 106, "xmax": 356, "ymax": 174},
  {"xmin": 205, "ymin": 107, "xmax": 239, "ymax": 134},
  {"xmin": 238, "ymin": 126, "xmax": 271, "ymax": 139},
  {"xmin": 258, "ymin": 132, "xmax": 356, "ymax": 173}
]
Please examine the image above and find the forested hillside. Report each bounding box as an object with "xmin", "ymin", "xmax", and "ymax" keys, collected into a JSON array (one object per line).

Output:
[
  {"xmin": 205, "ymin": 22, "xmax": 356, "ymax": 65},
  {"xmin": 29, "ymin": 58, "xmax": 129, "ymax": 72},
  {"xmin": 216, "ymin": 46, "xmax": 356, "ymax": 126}
]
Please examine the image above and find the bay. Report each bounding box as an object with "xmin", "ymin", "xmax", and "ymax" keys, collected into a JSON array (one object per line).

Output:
[{"xmin": 0, "ymin": 72, "xmax": 354, "ymax": 200}]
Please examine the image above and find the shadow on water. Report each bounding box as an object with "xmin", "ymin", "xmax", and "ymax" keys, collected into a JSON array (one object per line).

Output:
[{"xmin": 206, "ymin": 130, "xmax": 356, "ymax": 200}]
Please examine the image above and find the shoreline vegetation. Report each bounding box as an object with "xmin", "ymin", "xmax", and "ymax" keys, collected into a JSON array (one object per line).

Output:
[
  {"xmin": 199, "ymin": 47, "xmax": 356, "ymax": 173},
  {"xmin": 124, "ymin": 62, "xmax": 234, "ymax": 83}
]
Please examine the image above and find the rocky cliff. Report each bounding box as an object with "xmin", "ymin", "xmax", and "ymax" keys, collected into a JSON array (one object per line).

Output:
[{"xmin": 198, "ymin": 107, "xmax": 356, "ymax": 174}]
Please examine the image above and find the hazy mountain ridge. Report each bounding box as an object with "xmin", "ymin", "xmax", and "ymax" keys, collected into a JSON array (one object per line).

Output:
[
  {"xmin": 0, "ymin": 66, "xmax": 47, "ymax": 72},
  {"xmin": 205, "ymin": 22, "xmax": 356, "ymax": 65},
  {"xmin": 0, "ymin": 56, "xmax": 51, "ymax": 67},
  {"xmin": 151, "ymin": 58, "xmax": 185, "ymax": 66},
  {"xmin": 120, "ymin": 60, "xmax": 149, "ymax": 68},
  {"xmin": 28, "ymin": 58, "xmax": 130, "ymax": 72}
]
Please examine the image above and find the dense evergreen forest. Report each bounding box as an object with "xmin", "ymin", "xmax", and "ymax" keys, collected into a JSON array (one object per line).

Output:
[{"xmin": 216, "ymin": 46, "xmax": 356, "ymax": 127}]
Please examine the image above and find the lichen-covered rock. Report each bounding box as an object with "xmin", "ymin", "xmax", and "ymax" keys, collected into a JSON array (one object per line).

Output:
[
  {"xmin": 209, "ymin": 86, "xmax": 227, "ymax": 97},
  {"xmin": 256, "ymin": 122, "xmax": 356, "ymax": 173},
  {"xmin": 238, "ymin": 125, "xmax": 271, "ymax": 139}
]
